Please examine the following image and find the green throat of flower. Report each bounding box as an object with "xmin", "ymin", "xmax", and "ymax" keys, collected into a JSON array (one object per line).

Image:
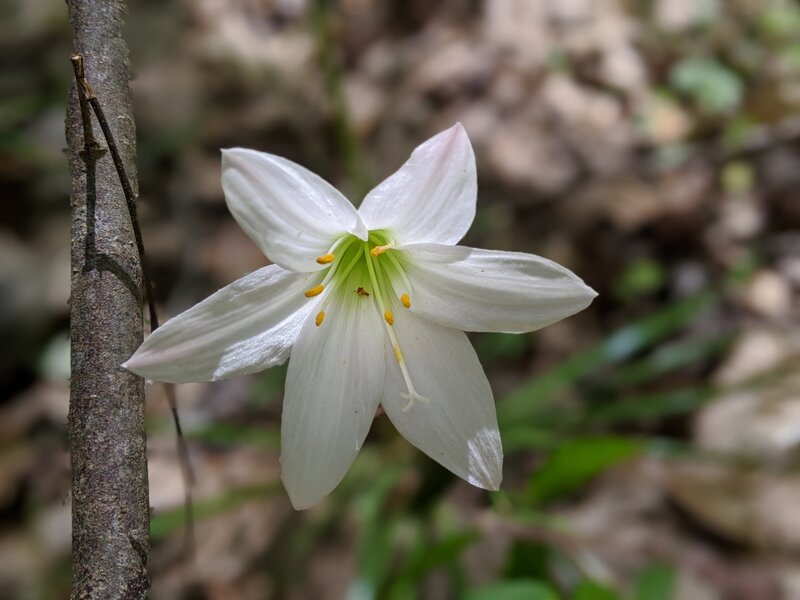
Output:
[{"xmin": 302, "ymin": 230, "xmax": 426, "ymax": 411}]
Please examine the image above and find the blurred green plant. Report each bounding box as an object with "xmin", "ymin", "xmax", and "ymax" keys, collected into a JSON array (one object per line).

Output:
[
  {"xmin": 310, "ymin": 0, "xmax": 372, "ymax": 200},
  {"xmin": 465, "ymin": 579, "xmax": 559, "ymax": 600},
  {"xmin": 574, "ymin": 580, "xmax": 619, "ymax": 600},
  {"xmin": 669, "ymin": 56, "xmax": 743, "ymax": 115},
  {"xmin": 525, "ymin": 436, "xmax": 642, "ymax": 505},
  {"xmin": 634, "ymin": 564, "xmax": 675, "ymax": 600},
  {"xmin": 613, "ymin": 258, "xmax": 666, "ymax": 302},
  {"xmin": 498, "ymin": 290, "xmax": 717, "ymax": 431},
  {"xmin": 758, "ymin": 4, "xmax": 800, "ymax": 39}
]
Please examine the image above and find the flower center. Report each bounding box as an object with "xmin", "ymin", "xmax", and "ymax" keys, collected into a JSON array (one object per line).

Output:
[{"xmin": 302, "ymin": 231, "xmax": 427, "ymax": 411}]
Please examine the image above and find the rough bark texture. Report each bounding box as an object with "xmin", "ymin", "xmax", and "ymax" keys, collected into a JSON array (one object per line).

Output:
[{"xmin": 66, "ymin": 1, "xmax": 150, "ymax": 598}]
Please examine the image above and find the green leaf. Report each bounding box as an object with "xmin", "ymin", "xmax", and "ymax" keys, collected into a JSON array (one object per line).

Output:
[
  {"xmin": 475, "ymin": 332, "xmax": 530, "ymax": 363},
  {"xmin": 759, "ymin": 5, "xmax": 800, "ymax": 39},
  {"xmin": 599, "ymin": 334, "xmax": 730, "ymax": 390},
  {"xmin": 574, "ymin": 580, "xmax": 619, "ymax": 600},
  {"xmin": 613, "ymin": 259, "xmax": 665, "ymax": 301},
  {"xmin": 498, "ymin": 291, "xmax": 716, "ymax": 428},
  {"xmin": 670, "ymin": 56, "xmax": 743, "ymax": 114},
  {"xmin": 504, "ymin": 541, "xmax": 551, "ymax": 580},
  {"xmin": 591, "ymin": 388, "xmax": 711, "ymax": 425},
  {"xmin": 396, "ymin": 530, "xmax": 478, "ymax": 582},
  {"xmin": 634, "ymin": 564, "xmax": 675, "ymax": 600},
  {"xmin": 150, "ymin": 483, "xmax": 278, "ymax": 540},
  {"xmin": 526, "ymin": 437, "xmax": 642, "ymax": 503},
  {"xmin": 465, "ymin": 580, "xmax": 559, "ymax": 600},
  {"xmin": 185, "ymin": 421, "xmax": 278, "ymax": 449},
  {"xmin": 352, "ymin": 466, "xmax": 407, "ymax": 598}
]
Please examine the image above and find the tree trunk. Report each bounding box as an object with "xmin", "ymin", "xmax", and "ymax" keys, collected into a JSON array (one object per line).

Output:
[{"xmin": 66, "ymin": 1, "xmax": 150, "ymax": 597}]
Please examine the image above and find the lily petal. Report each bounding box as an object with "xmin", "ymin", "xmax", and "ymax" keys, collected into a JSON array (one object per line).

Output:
[
  {"xmin": 381, "ymin": 308, "xmax": 502, "ymax": 490},
  {"xmin": 401, "ymin": 244, "xmax": 597, "ymax": 333},
  {"xmin": 281, "ymin": 294, "xmax": 385, "ymax": 510},
  {"xmin": 222, "ymin": 148, "xmax": 368, "ymax": 273},
  {"xmin": 123, "ymin": 265, "xmax": 315, "ymax": 383},
  {"xmin": 358, "ymin": 123, "xmax": 476, "ymax": 246}
]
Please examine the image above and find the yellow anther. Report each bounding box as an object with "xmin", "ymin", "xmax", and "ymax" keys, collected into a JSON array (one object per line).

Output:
[
  {"xmin": 370, "ymin": 244, "xmax": 390, "ymax": 256},
  {"xmin": 393, "ymin": 345, "xmax": 403, "ymax": 363},
  {"xmin": 316, "ymin": 254, "xmax": 334, "ymax": 264},
  {"xmin": 315, "ymin": 311, "xmax": 325, "ymax": 326},
  {"xmin": 400, "ymin": 293, "xmax": 411, "ymax": 308},
  {"xmin": 304, "ymin": 284, "xmax": 324, "ymax": 297},
  {"xmin": 384, "ymin": 310, "xmax": 394, "ymax": 326}
]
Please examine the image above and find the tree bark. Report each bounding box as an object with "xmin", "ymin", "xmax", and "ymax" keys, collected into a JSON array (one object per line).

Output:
[{"xmin": 66, "ymin": 1, "xmax": 150, "ymax": 598}]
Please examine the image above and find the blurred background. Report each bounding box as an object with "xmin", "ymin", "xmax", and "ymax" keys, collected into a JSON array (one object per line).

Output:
[{"xmin": 2, "ymin": 0, "xmax": 800, "ymax": 598}]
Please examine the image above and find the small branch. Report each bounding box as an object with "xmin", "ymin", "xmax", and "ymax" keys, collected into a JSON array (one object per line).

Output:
[
  {"xmin": 72, "ymin": 52, "xmax": 196, "ymax": 556},
  {"xmin": 71, "ymin": 54, "xmax": 158, "ymax": 330},
  {"xmin": 70, "ymin": 56, "xmax": 98, "ymax": 150}
]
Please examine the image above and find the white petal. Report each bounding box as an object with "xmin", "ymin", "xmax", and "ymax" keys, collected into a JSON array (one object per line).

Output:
[
  {"xmin": 281, "ymin": 293, "xmax": 386, "ymax": 510},
  {"xmin": 123, "ymin": 265, "xmax": 316, "ymax": 383},
  {"xmin": 401, "ymin": 244, "xmax": 597, "ymax": 333},
  {"xmin": 381, "ymin": 308, "xmax": 502, "ymax": 490},
  {"xmin": 358, "ymin": 123, "xmax": 476, "ymax": 245},
  {"xmin": 222, "ymin": 148, "xmax": 368, "ymax": 272}
]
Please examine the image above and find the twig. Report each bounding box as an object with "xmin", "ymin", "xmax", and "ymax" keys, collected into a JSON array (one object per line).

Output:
[
  {"xmin": 71, "ymin": 55, "xmax": 158, "ymax": 329},
  {"xmin": 71, "ymin": 52, "xmax": 196, "ymax": 556}
]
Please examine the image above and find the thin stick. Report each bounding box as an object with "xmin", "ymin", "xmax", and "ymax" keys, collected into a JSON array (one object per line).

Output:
[
  {"xmin": 71, "ymin": 54, "xmax": 158, "ymax": 330},
  {"xmin": 71, "ymin": 52, "xmax": 196, "ymax": 555}
]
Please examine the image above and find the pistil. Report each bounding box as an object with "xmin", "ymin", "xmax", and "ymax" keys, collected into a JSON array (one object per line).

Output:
[{"xmin": 363, "ymin": 243, "xmax": 428, "ymax": 411}]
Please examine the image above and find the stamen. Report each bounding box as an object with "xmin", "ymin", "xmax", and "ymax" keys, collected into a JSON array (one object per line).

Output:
[
  {"xmin": 304, "ymin": 284, "xmax": 324, "ymax": 297},
  {"xmin": 400, "ymin": 293, "xmax": 411, "ymax": 308},
  {"xmin": 315, "ymin": 311, "xmax": 325, "ymax": 326},
  {"xmin": 370, "ymin": 242, "xmax": 394, "ymax": 256},
  {"xmin": 320, "ymin": 240, "xmax": 362, "ymax": 289},
  {"xmin": 364, "ymin": 244, "xmax": 429, "ymax": 410},
  {"xmin": 384, "ymin": 250, "xmax": 413, "ymax": 296},
  {"xmin": 316, "ymin": 253, "xmax": 334, "ymax": 264}
]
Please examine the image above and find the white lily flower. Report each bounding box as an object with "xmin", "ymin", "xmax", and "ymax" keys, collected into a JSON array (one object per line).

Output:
[{"xmin": 123, "ymin": 124, "xmax": 597, "ymax": 509}]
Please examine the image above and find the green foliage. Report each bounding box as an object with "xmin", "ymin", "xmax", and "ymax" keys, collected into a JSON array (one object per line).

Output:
[
  {"xmin": 574, "ymin": 580, "xmax": 619, "ymax": 600},
  {"xmin": 465, "ymin": 580, "xmax": 560, "ymax": 600},
  {"xmin": 613, "ymin": 259, "xmax": 665, "ymax": 301},
  {"xmin": 352, "ymin": 466, "xmax": 406, "ymax": 598},
  {"xmin": 590, "ymin": 388, "xmax": 711, "ymax": 426},
  {"xmin": 149, "ymin": 483, "xmax": 279, "ymax": 540},
  {"xmin": 758, "ymin": 4, "xmax": 800, "ymax": 39},
  {"xmin": 526, "ymin": 437, "xmax": 642, "ymax": 504},
  {"xmin": 598, "ymin": 335, "xmax": 729, "ymax": 392},
  {"xmin": 722, "ymin": 115, "xmax": 758, "ymax": 151},
  {"xmin": 669, "ymin": 56, "xmax": 743, "ymax": 114},
  {"xmin": 780, "ymin": 43, "xmax": 800, "ymax": 71},
  {"xmin": 186, "ymin": 422, "xmax": 279, "ymax": 449},
  {"xmin": 475, "ymin": 332, "xmax": 530, "ymax": 364},
  {"xmin": 721, "ymin": 161, "xmax": 755, "ymax": 194},
  {"xmin": 634, "ymin": 564, "xmax": 675, "ymax": 600},
  {"xmin": 503, "ymin": 541, "xmax": 551, "ymax": 580},
  {"xmin": 498, "ymin": 291, "xmax": 717, "ymax": 429},
  {"xmin": 390, "ymin": 530, "xmax": 477, "ymax": 591}
]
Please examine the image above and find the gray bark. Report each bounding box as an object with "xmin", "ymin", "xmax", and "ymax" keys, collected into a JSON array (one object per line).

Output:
[{"xmin": 66, "ymin": 1, "xmax": 150, "ymax": 598}]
